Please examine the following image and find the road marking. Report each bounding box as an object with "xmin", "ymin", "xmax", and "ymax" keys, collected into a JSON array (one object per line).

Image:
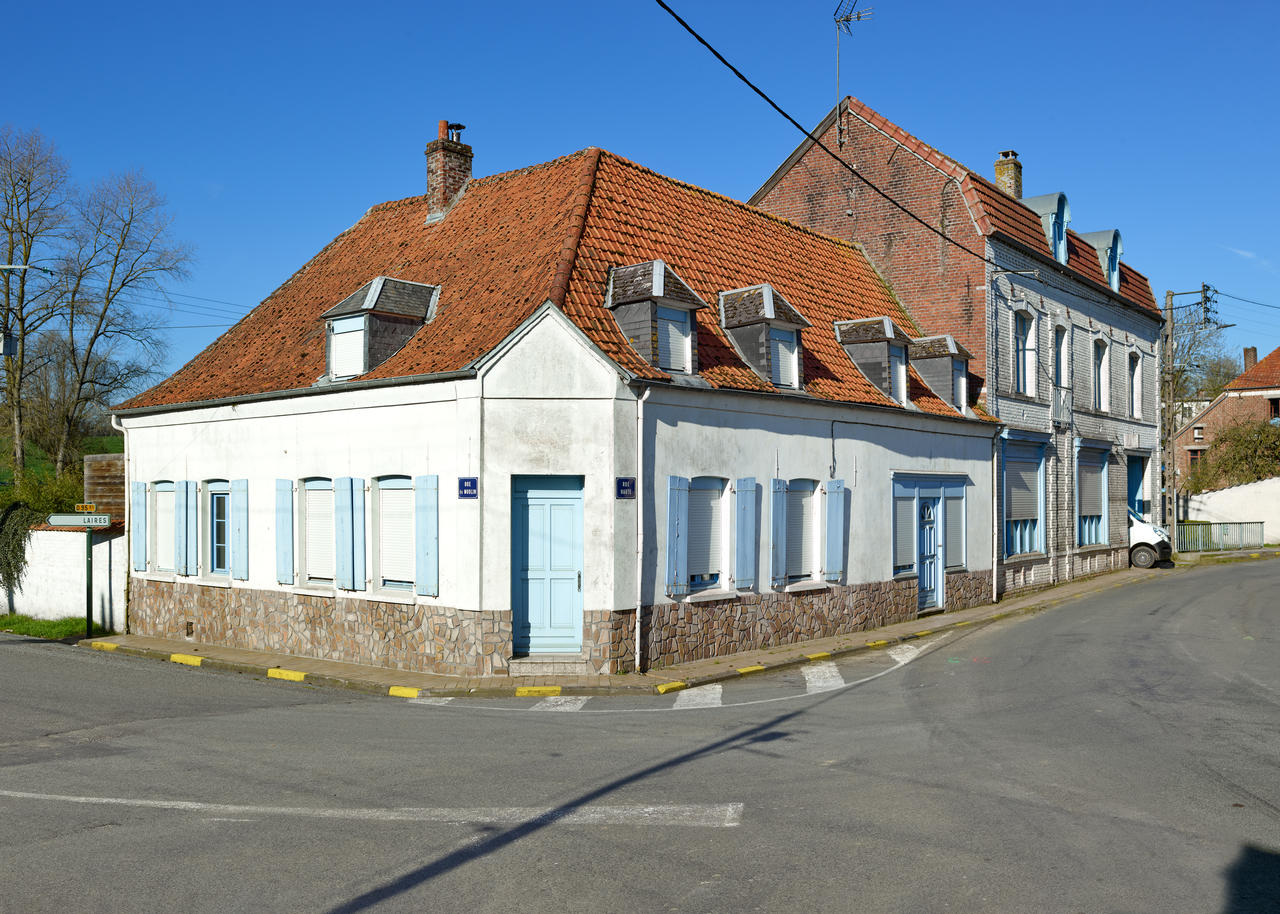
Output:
[
  {"xmin": 802, "ymin": 661, "xmax": 845, "ymax": 694},
  {"xmin": 887, "ymin": 643, "xmax": 920, "ymax": 664},
  {"xmin": 388, "ymin": 686, "xmax": 420, "ymax": 699},
  {"xmin": 672, "ymin": 684, "xmax": 723, "ymax": 709},
  {"xmin": 169, "ymin": 653, "xmax": 202, "ymax": 667},
  {"xmin": 267, "ymin": 668, "xmax": 306, "ymax": 682},
  {"xmin": 531, "ymin": 696, "xmax": 588, "ymax": 712},
  {"xmin": 0, "ymin": 789, "xmax": 741, "ymax": 828},
  {"xmin": 408, "ymin": 697, "xmax": 454, "ymax": 706},
  {"xmin": 515, "ymin": 686, "xmax": 561, "ymax": 697},
  {"xmin": 90, "ymin": 642, "xmax": 118, "ymax": 652}
]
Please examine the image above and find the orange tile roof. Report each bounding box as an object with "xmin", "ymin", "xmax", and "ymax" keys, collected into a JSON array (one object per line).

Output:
[
  {"xmin": 120, "ymin": 148, "xmax": 983, "ymax": 422},
  {"xmin": 842, "ymin": 97, "xmax": 1160, "ymax": 317},
  {"xmin": 1225, "ymin": 346, "xmax": 1280, "ymax": 391}
]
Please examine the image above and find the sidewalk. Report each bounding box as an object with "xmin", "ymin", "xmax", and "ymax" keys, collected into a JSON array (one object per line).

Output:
[{"xmin": 79, "ymin": 553, "xmax": 1277, "ymax": 700}]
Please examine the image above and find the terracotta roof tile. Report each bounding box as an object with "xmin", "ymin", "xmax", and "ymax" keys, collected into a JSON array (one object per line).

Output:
[{"xmin": 1225, "ymin": 346, "xmax": 1280, "ymax": 391}]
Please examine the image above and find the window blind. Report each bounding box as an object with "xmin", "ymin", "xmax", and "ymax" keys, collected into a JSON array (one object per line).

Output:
[
  {"xmin": 154, "ymin": 489, "xmax": 174, "ymax": 571},
  {"xmin": 944, "ymin": 495, "xmax": 964, "ymax": 568},
  {"xmin": 770, "ymin": 330, "xmax": 796, "ymax": 387},
  {"xmin": 331, "ymin": 329, "xmax": 363, "ymax": 378},
  {"xmin": 656, "ymin": 309, "xmax": 688, "ymax": 372},
  {"xmin": 893, "ymin": 496, "xmax": 915, "ymax": 568},
  {"xmin": 379, "ymin": 487, "xmax": 414, "ymax": 585},
  {"xmin": 305, "ymin": 486, "xmax": 335, "ymax": 580},
  {"xmin": 1005, "ymin": 461, "xmax": 1039, "ymax": 521},
  {"xmin": 786, "ymin": 484, "xmax": 814, "ymax": 576},
  {"xmin": 1079, "ymin": 460, "xmax": 1104, "ymax": 516},
  {"xmin": 687, "ymin": 485, "xmax": 721, "ymax": 577}
]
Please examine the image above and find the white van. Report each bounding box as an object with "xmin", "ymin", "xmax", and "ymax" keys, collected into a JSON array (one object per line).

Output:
[{"xmin": 1128, "ymin": 509, "xmax": 1172, "ymax": 568}]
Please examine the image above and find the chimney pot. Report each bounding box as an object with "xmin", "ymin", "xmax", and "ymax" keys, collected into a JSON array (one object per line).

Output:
[
  {"xmin": 1244, "ymin": 346, "xmax": 1258, "ymax": 371},
  {"xmin": 425, "ymin": 118, "xmax": 474, "ymax": 221},
  {"xmin": 993, "ymin": 150, "xmax": 1023, "ymax": 199}
]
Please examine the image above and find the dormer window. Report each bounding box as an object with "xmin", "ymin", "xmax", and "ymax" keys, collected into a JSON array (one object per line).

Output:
[
  {"xmin": 1025, "ymin": 193, "xmax": 1071, "ymax": 265},
  {"xmin": 607, "ymin": 259, "xmax": 707, "ymax": 376},
  {"xmin": 952, "ymin": 359, "xmax": 968, "ymax": 410},
  {"xmin": 1081, "ymin": 230, "xmax": 1124, "ymax": 292},
  {"xmin": 656, "ymin": 306, "xmax": 691, "ymax": 373},
  {"xmin": 906, "ymin": 334, "xmax": 973, "ymax": 413},
  {"xmin": 321, "ymin": 276, "xmax": 438, "ymax": 382},
  {"xmin": 888, "ymin": 343, "xmax": 907, "ymax": 404},
  {"xmin": 835, "ymin": 317, "xmax": 915, "ymax": 407},
  {"xmin": 718, "ymin": 283, "xmax": 812, "ymax": 390}
]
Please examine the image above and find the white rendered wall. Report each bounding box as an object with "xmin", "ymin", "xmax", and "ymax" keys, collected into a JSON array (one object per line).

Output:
[
  {"xmin": 1186, "ymin": 477, "xmax": 1280, "ymax": 544},
  {"xmin": 8, "ymin": 530, "xmax": 126, "ymax": 631}
]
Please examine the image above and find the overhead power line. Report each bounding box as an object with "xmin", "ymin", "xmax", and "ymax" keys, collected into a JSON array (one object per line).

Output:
[{"xmin": 1214, "ymin": 288, "xmax": 1280, "ymax": 313}]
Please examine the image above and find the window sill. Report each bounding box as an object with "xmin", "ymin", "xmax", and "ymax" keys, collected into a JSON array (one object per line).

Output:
[
  {"xmin": 291, "ymin": 583, "xmax": 336, "ymax": 598},
  {"xmin": 784, "ymin": 580, "xmax": 829, "ymax": 594},
  {"xmin": 1075, "ymin": 543, "xmax": 1112, "ymax": 553},
  {"xmin": 686, "ymin": 588, "xmax": 741, "ymax": 604},
  {"xmin": 138, "ymin": 571, "xmax": 177, "ymax": 583},
  {"xmin": 944, "ymin": 566, "xmax": 969, "ymax": 575},
  {"xmin": 893, "ymin": 571, "xmax": 916, "ymax": 581},
  {"xmin": 197, "ymin": 576, "xmax": 232, "ymax": 589},
  {"xmin": 368, "ymin": 589, "xmax": 418, "ymax": 606}
]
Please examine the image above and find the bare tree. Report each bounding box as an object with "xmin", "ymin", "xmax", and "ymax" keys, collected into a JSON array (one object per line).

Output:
[
  {"xmin": 50, "ymin": 172, "xmax": 186, "ymax": 475},
  {"xmin": 0, "ymin": 127, "xmax": 71, "ymax": 483}
]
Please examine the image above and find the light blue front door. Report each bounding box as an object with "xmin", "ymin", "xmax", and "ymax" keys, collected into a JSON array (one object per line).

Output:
[
  {"xmin": 512, "ymin": 476, "xmax": 583, "ymax": 654},
  {"xmin": 917, "ymin": 497, "xmax": 939, "ymax": 610}
]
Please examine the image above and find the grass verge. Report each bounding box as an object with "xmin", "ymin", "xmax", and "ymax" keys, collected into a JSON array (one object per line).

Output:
[{"xmin": 0, "ymin": 613, "xmax": 111, "ymax": 640}]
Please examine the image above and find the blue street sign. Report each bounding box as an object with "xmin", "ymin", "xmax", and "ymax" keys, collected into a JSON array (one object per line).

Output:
[
  {"xmin": 458, "ymin": 477, "xmax": 479, "ymax": 499},
  {"xmin": 615, "ymin": 477, "xmax": 636, "ymax": 499}
]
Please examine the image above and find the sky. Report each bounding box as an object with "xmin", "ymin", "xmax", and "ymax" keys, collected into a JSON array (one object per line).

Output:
[{"xmin": 11, "ymin": 0, "xmax": 1280, "ymax": 382}]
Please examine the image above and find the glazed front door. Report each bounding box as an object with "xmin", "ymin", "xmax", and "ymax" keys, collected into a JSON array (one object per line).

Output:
[
  {"xmin": 512, "ymin": 476, "xmax": 583, "ymax": 654},
  {"xmin": 917, "ymin": 497, "xmax": 939, "ymax": 610}
]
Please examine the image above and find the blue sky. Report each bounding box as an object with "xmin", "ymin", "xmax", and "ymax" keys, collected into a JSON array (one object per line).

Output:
[{"xmin": 12, "ymin": 0, "xmax": 1280, "ymax": 378}]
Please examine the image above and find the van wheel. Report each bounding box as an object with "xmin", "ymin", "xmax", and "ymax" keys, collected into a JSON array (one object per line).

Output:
[{"xmin": 1130, "ymin": 545, "xmax": 1157, "ymax": 569}]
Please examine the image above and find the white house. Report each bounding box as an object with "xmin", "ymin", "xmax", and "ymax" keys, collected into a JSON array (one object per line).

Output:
[{"xmin": 115, "ymin": 125, "xmax": 999, "ymax": 676}]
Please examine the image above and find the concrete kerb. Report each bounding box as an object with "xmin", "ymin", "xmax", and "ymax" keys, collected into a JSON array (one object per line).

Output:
[{"xmin": 75, "ymin": 556, "xmax": 1255, "ymax": 701}]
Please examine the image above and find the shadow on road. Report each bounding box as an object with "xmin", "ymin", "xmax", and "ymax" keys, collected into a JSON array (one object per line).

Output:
[
  {"xmin": 323, "ymin": 685, "xmax": 853, "ymax": 913},
  {"xmin": 1222, "ymin": 843, "xmax": 1280, "ymax": 913}
]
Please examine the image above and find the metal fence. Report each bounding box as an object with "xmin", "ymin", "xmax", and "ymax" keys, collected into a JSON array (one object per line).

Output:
[{"xmin": 1175, "ymin": 522, "xmax": 1265, "ymax": 552}]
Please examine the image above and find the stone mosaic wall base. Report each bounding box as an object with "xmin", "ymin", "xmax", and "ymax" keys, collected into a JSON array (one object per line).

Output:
[
  {"xmin": 129, "ymin": 579, "xmax": 511, "ymax": 677},
  {"xmin": 642, "ymin": 571, "xmax": 991, "ymax": 671}
]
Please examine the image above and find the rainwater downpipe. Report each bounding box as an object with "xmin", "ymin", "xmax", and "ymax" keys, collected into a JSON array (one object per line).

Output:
[
  {"xmin": 634, "ymin": 385, "xmax": 652, "ymax": 672},
  {"xmin": 991, "ymin": 431, "xmax": 999, "ymax": 604}
]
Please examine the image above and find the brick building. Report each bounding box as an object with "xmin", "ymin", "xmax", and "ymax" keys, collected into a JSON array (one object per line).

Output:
[
  {"xmin": 1175, "ymin": 345, "xmax": 1280, "ymax": 483},
  {"xmin": 751, "ymin": 98, "xmax": 1163, "ymax": 594}
]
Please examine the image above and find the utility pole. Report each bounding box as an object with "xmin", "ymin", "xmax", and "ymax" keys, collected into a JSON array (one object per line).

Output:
[{"xmin": 1162, "ymin": 289, "xmax": 1174, "ymax": 529}]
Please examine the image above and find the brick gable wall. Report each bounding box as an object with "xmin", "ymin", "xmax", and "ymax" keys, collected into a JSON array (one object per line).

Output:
[
  {"xmin": 754, "ymin": 110, "xmax": 990, "ymax": 391},
  {"xmin": 1175, "ymin": 391, "xmax": 1280, "ymax": 481}
]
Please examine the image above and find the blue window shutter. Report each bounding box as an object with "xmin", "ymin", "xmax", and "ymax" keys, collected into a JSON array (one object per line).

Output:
[
  {"xmin": 823, "ymin": 479, "xmax": 845, "ymax": 582},
  {"xmin": 351, "ymin": 477, "xmax": 366, "ymax": 591},
  {"xmin": 414, "ymin": 475, "xmax": 439, "ymax": 596},
  {"xmin": 665, "ymin": 476, "xmax": 689, "ymax": 596},
  {"xmin": 770, "ymin": 479, "xmax": 787, "ymax": 588},
  {"xmin": 735, "ymin": 477, "xmax": 756, "ymax": 589},
  {"xmin": 174, "ymin": 481, "xmax": 189, "ymax": 576},
  {"xmin": 130, "ymin": 482, "xmax": 147, "ymax": 572},
  {"xmin": 275, "ymin": 479, "xmax": 293, "ymax": 585},
  {"xmin": 230, "ymin": 479, "xmax": 249, "ymax": 581},
  {"xmin": 185, "ymin": 482, "xmax": 198, "ymax": 575},
  {"xmin": 335, "ymin": 476, "xmax": 354, "ymax": 590}
]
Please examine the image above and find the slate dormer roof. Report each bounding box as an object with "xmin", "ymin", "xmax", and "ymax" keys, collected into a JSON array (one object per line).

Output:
[
  {"xmin": 118, "ymin": 148, "xmax": 981, "ymax": 421},
  {"xmin": 719, "ymin": 283, "xmax": 811, "ymax": 329},
  {"xmin": 322, "ymin": 276, "xmax": 439, "ymax": 320},
  {"xmin": 607, "ymin": 260, "xmax": 706, "ymax": 310},
  {"xmin": 908, "ymin": 335, "xmax": 973, "ymax": 360},
  {"xmin": 834, "ymin": 317, "xmax": 912, "ymax": 345}
]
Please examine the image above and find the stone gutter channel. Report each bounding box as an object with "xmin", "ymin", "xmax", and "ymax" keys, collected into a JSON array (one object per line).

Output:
[{"xmin": 75, "ymin": 550, "xmax": 1280, "ymax": 701}]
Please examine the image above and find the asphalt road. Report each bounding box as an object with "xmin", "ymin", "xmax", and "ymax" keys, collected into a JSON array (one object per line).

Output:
[{"xmin": 1, "ymin": 560, "xmax": 1277, "ymax": 913}]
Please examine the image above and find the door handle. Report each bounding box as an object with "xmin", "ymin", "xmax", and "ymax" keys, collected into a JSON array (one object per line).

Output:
[{"xmin": 577, "ymin": 571, "xmax": 582, "ymax": 592}]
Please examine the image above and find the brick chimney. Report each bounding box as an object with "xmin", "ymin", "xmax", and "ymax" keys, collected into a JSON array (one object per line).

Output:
[
  {"xmin": 994, "ymin": 150, "xmax": 1022, "ymax": 199},
  {"xmin": 1244, "ymin": 346, "xmax": 1258, "ymax": 371},
  {"xmin": 425, "ymin": 119, "xmax": 472, "ymax": 222}
]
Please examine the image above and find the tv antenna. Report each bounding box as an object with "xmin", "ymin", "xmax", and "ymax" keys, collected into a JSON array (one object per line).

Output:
[{"xmin": 834, "ymin": 0, "xmax": 873, "ymax": 145}]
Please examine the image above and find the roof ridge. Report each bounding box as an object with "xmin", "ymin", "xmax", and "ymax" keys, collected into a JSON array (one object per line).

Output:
[{"xmin": 548, "ymin": 148, "xmax": 603, "ymax": 307}]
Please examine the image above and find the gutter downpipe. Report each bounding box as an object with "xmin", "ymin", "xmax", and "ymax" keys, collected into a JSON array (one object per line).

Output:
[
  {"xmin": 111, "ymin": 412, "xmax": 130, "ymax": 633},
  {"xmin": 634, "ymin": 384, "xmax": 652, "ymax": 673},
  {"xmin": 992, "ymin": 430, "xmax": 999, "ymax": 604}
]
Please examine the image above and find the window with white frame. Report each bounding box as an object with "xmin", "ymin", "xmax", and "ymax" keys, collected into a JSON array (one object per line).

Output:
[
  {"xmin": 206, "ymin": 480, "xmax": 229, "ymax": 576},
  {"xmin": 329, "ymin": 315, "xmax": 365, "ymax": 379},
  {"xmin": 785, "ymin": 479, "xmax": 817, "ymax": 580},
  {"xmin": 952, "ymin": 359, "xmax": 967, "ymax": 411},
  {"xmin": 1078, "ymin": 450, "xmax": 1108, "ymax": 546},
  {"xmin": 1054, "ymin": 325, "xmax": 1068, "ymax": 387},
  {"xmin": 656, "ymin": 306, "xmax": 691, "ymax": 373},
  {"xmin": 1004, "ymin": 445, "xmax": 1043, "ymax": 556},
  {"xmin": 376, "ymin": 476, "xmax": 414, "ymax": 591},
  {"xmin": 1014, "ymin": 310, "xmax": 1036, "ymax": 396},
  {"xmin": 302, "ymin": 478, "xmax": 335, "ymax": 583},
  {"xmin": 769, "ymin": 328, "xmax": 798, "ymax": 388},
  {"xmin": 1093, "ymin": 338, "xmax": 1110, "ymax": 411},
  {"xmin": 892, "ymin": 478, "xmax": 966, "ymax": 574},
  {"xmin": 1129, "ymin": 352, "xmax": 1142, "ymax": 418},
  {"xmin": 1193, "ymin": 426, "xmax": 1204, "ymax": 442},
  {"xmin": 687, "ymin": 477, "xmax": 725, "ymax": 590},
  {"xmin": 152, "ymin": 481, "xmax": 175, "ymax": 572},
  {"xmin": 888, "ymin": 344, "xmax": 907, "ymax": 404}
]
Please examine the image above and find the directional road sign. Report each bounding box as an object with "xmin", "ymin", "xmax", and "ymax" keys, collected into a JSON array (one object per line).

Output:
[{"xmin": 47, "ymin": 513, "xmax": 111, "ymax": 527}]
